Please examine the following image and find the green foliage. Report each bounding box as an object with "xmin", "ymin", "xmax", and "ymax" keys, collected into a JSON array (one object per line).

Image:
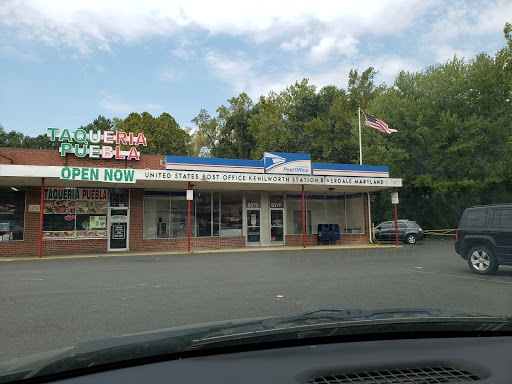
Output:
[
  {"xmin": 0, "ymin": 124, "xmax": 60, "ymax": 150},
  {"xmin": 366, "ymin": 52, "xmax": 512, "ymax": 228},
  {"xmin": 117, "ymin": 112, "xmax": 191, "ymax": 156}
]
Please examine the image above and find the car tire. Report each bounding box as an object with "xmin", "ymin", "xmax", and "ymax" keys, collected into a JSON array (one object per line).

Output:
[
  {"xmin": 404, "ymin": 234, "xmax": 417, "ymax": 244},
  {"xmin": 467, "ymin": 245, "xmax": 499, "ymax": 275}
]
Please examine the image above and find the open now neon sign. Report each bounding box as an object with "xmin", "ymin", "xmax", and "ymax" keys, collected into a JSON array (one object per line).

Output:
[{"xmin": 47, "ymin": 128, "xmax": 147, "ymax": 160}]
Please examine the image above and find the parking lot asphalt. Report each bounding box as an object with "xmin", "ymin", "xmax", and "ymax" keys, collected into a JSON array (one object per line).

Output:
[{"xmin": 1, "ymin": 240, "xmax": 511, "ymax": 362}]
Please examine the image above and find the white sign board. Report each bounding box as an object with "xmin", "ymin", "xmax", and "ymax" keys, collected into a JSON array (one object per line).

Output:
[
  {"xmin": 391, "ymin": 192, "xmax": 399, "ymax": 204},
  {"xmin": 138, "ymin": 170, "xmax": 402, "ymax": 187},
  {"xmin": 186, "ymin": 190, "xmax": 194, "ymax": 201}
]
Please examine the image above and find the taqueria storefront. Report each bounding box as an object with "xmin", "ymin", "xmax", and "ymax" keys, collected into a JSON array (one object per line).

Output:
[{"xmin": 0, "ymin": 128, "xmax": 402, "ymax": 256}]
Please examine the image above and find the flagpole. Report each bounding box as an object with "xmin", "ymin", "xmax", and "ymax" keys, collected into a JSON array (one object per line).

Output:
[{"xmin": 358, "ymin": 106, "xmax": 362, "ymax": 165}]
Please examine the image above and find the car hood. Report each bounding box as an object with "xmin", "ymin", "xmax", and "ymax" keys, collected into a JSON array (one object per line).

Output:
[{"xmin": 1, "ymin": 308, "xmax": 510, "ymax": 383}]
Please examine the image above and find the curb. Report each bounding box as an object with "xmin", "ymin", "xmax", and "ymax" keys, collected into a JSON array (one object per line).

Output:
[{"xmin": 0, "ymin": 244, "xmax": 403, "ymax": 262}]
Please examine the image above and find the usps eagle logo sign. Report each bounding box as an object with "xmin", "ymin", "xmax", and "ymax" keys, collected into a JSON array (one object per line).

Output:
[{"xmin": 264, "ymin": 152, "xmax": 312, "ymax": 175}]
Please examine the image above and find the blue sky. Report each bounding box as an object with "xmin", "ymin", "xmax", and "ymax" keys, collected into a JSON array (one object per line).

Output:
[{"xmin": 0, "ymin": 0, "xmax": 510, "ymax": 137}]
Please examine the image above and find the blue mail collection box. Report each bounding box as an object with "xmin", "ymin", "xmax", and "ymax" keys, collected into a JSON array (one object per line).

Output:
[{"xmin": 317, "ymin": 224, "xmax": 340, "ymax": 245}]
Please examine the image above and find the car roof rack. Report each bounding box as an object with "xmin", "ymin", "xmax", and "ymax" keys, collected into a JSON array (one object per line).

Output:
[{"xmin": 469, "ymin": 203, "xmax": 512, "ymax": 208}]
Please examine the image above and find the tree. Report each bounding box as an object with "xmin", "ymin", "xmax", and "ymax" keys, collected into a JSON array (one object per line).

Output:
[
  {"xmin": 119, "ymin": 112, "xmax": 192, "ymax": 156},
  {"xmin": 191, "ymin": 109, "xmax": 220, "ymax": 156},
  {"xmin": 80, "ymin": 115, "xmax": 115, "ymax": 131},
  {"xmin": 248, "ymin": 79, "xmax": 317, "ymax": 159},
  {"xmin": 348, "ymin": 67, "xmax": 384, "ymax": 111},
  {"xmin": 212, "ymin": 93, "xmax": 256, "ymax": 159},
  {"xmin": 365, "ymin": 53, "xmax": 512, "ymax": 228},
  {"xmin": 21, "ymin": 134, "xmax": 60, "ymax": 150}
]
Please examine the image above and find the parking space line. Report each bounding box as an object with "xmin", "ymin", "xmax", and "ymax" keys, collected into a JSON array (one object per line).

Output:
[{"xmin": 408, "ymin": 269, "xmax": 512, "ymax": 285}]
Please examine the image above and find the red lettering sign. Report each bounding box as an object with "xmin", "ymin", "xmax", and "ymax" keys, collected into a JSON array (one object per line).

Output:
[
  {"xmin": 136, "ymin": 133, "xmax": 147, "ymax": 146},
  {"xmin": 114, "ymin": 147, "xmax": 125, "ymax": 160},
  {"xmin": 116, "ymin": 132, "xmax": 127, "ymax": 145},
  {"xmin": 127, "ymin": 147, "xmax": 140, "ymax": 160}
]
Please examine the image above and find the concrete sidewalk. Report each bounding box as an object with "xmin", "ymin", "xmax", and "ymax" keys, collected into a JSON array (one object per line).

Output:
[{"xmin": 0, "ymin": 243, "xmax": 402, "ymax": 261}]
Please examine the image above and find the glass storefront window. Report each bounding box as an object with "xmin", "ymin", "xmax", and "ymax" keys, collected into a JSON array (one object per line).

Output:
[
  {"xmin": 213, "ymin": 192, "xmax": 220, "ymax": 236},
  {"xmin": 171, "ymin": 193, "xmax": 194, "ymax": 238},
  {"xmin": 195, "ymin": 192, "xmax": 212, "ymax": 237},
  {"xmin": 286, "ymin": 194, "xmax": 311, "ymax": 234},
  {"xmin": 307, "ymin": 193, "xmax": 326, "ymax": 235},
  {"xmin": 144, "ymin": 191, "xmax": 171, "ymax": 239},
  {"xmin": 43, "ymin": 187, "xmax": 108, "ymax": 239},
  {"xmin": 345, "ymin": 193, "xmax": 364, "ymax": 233},
  {"xmin": 324, "ymin": 193, "xmax": 345, "ymax": 233},
  {"xmin": 143, "ymin": 190, "xmax": 196, "ymax": 239},
  {"xmin": 220, "ymin": 191, "xmax": 242, "ymax": 236},
  {"xmin": 0, "ymin": 187, "xmax": 26, "ymax": 241},
  {"xmin": 144, "ymin": 190, "xmax": 243, "ymax": 239},
  {"xmin": 285, "ymin": 192, "xmax": 364, "ymax": 235}
]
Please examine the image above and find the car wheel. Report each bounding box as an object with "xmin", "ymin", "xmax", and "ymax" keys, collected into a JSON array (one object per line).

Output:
[
  {"xmin": 404, "ymin": 234, "xmax": 417, "ymax": 244},
  {"xmin": 467, "ymin": 246, "xmax": 499, "ymax": 275}
]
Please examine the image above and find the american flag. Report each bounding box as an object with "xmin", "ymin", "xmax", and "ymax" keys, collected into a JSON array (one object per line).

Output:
[{"xmin": 362, "ymin": 110, "xmax": 397, "ymax": 134}]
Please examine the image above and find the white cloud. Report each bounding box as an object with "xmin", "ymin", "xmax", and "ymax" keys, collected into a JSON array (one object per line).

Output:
[
  {"xmin": 98, "ymin": 93, "xmax": 164, "ymax": 115},
  {"xmin": 0, "ymin": 0, "xmax": 442, "ymax": 54},
  {"xmin": 420, "ymin": 0, "xmax": 512, "ymax": 62},
  {"xmin": 280, "ymin": 35, "xmax": 312, "ymax": 53},
  {"xmin": 204, "ymin": 50, "xmax": 254, "ymax": 94},
  {"xmin": 432, "ymin": 46, "xmax": 476, "ymax": 64},
  {"xmin": 98, "ymin": 93, "xmax": 136, "ymax": 115},
  {"xmin": 171, "ymin": 47, "xmax": 195, "ymax": 60},
  {"xmin": 159, "ymin": 69, "xmax": 182, "ymax": 82},
  {"xmin": 306, "ymin": 35, "xmax": 359, "ymax": 64},
  {"xmin": 223, "ymin": 53, "xmax": 423, "ymax": 103}
]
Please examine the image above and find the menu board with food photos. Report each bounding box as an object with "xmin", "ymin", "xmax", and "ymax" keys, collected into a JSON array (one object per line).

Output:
[
  {"xmin": 75, "ymin": 201, "xmax": 108, "ymax": 215},
  {"xmin": 43, "ymin": 200, "xmax": 76, "ymax": 214}
]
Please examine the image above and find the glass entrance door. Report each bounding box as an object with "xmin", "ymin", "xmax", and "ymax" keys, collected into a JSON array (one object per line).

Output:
[
  {"xmin": 109, "ymin": 208, "xmax": 129, "ymax": 251},
  {"xmin": 246, "ymin": 209, "xmax": 260, "ymax": 245},
  {"xmin": 270, "ymin": 209, "xmax": 284, "ymax": 244}
]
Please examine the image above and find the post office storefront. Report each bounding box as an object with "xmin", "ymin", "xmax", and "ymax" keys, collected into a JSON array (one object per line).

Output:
[{"xmin": 0, "ymin": 147, "xmax": 401, "ymax": 256}]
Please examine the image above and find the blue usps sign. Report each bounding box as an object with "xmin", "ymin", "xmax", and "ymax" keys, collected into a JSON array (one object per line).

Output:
[{"xmin": 264, "ymin": 152, "xmax": 312, "ymax": 175}]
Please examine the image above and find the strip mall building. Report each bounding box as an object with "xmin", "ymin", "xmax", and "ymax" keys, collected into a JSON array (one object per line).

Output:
[{"xmin": 0, "ymin": 128, "xmax": 401, "ymax": 256}]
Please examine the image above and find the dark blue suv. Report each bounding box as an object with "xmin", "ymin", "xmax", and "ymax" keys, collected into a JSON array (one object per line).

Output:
[{"xmin": 455, "ymin": 204, "xmax": 512, "ymax": 274}]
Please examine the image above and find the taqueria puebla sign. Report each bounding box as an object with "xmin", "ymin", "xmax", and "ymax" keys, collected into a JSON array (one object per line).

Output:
[{"xmin": 47, "ymin": 127, "xmax": 147, "ymax": 160}]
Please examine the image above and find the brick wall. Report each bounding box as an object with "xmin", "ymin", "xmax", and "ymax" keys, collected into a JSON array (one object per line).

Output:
[
  {"xmin": 285, "ymin": 234, "xmax": 318, "ymax": 246},
  {"xmin": 136, "ymin": 237, "xmax": 246, "ymax": 251},
  {"xmin": 0, "ymin": 147, "xmax": 164, "ymax": 169}
]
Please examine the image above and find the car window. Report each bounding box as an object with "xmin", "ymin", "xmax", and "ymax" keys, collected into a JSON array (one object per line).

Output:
[
  {"xmin": 492, "ymin": 209, "xmax": 512, "ymax": 227},
  {"xmin": 1, "ymin": 2, "xmax": 512, "ymax": 382},
  {"xmin": 464, "ymin": 210, "xmax": 487, "ymax": 227}
]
